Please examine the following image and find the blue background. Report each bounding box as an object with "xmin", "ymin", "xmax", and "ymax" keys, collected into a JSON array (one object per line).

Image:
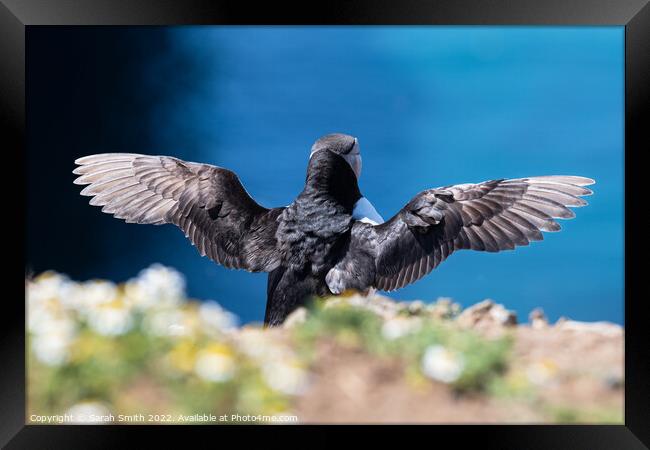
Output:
[{"xmin": 27, "ymin": 27, "xmax": 624, "ymax": 324}]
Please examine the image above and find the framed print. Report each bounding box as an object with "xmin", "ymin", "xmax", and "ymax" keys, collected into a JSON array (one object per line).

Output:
[{"xmin": 3, "ymin": 0, "xmax": 648, "ymax": 448}]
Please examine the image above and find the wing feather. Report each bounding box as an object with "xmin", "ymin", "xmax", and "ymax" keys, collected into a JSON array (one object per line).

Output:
[
  {"xmin": 74, "ymin": 153, "xmax": 283, "ymax": 272},
  {"xmin": 326, "ymin": 175, "xmax": 593, "ymax": 293}
]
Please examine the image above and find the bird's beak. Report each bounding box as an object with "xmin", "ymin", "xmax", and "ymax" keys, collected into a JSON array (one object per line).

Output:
[
  {"xmin": 350, "ymin": 154, "xmax": 362, "ymax": 178},
  {"xmin": 344, "ymin": 139, "xmax": 362, "ymax": 178}
]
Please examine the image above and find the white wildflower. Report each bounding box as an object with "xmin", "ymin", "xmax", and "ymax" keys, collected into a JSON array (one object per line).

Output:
[
  {"xmin": 65, "ymin": 402, "xmax": 113, "ymax": 424},
  {"xmin": 60, "ymin": 280, "xmax": 119, "ymax": 318},
  {"xmin": 199, "ymin": 301, "xmax": 238, "ymax": 334},
  {"xmin": 235, "ymin": 328, "xmax": 268, "ymax": 358},
  {"xmin": 125, "ymin": 264, "xmax": 185, "ymax": 310},
  {"xmin": 235, "ymin": 328, "xmax": 291, "ymax": 361},
  {"xmin": 56, "ymin": 281, "xmax": 88, "ymax": 311},
  {"xmin": 143, "ymin": 308, "xmax": 194, "ymax": 337},
  {"xmin": 381, "ymin": 317, "xmax": 422, "ymax": 340},
  {"xmin": 31, "ymin": 317, "xmax": 76, "ymax": 366},
  {"xmin": 194, "ymin": 345, "xmax": 235, "ymax": 382},
  {"xmin": 26, "ymin": 272, "xmax": 71, "ymax": 306},
  {"xmin": 27, "ymin": 295, "xmax": 68, "ymax": 335},
  {"xmin": 85, "ymin": 302, "xmax": 134, "ymax": 336},
  {"xmin": 79, "ymin": 280, "xmax": 118, "ymax": 306},
  {"xmin": 421, "ymin": 345, "xmax": 465, "ymax": 383},
  {"xmin": 262, "ymin": 360, "xmax": 309, "ymax": 396}
]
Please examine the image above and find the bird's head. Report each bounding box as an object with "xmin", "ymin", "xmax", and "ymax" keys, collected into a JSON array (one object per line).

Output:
[{"xmin": 310, "ymin": 133, "xmax": 362, "ymax": 178}]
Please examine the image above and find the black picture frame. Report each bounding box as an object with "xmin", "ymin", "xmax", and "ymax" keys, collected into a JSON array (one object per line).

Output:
[{"xmin": 3, "ymin": 0, "xmax": 647, "ymax": 448}]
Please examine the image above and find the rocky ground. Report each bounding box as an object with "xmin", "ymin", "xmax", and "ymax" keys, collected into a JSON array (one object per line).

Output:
[{"xmin": 283, "ymin": 296, "xmax": 624, "ymax": 423}]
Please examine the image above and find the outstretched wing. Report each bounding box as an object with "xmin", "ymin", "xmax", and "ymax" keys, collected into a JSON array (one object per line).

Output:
[
  {"xmin": 326, "ymin": 176, "xmax": 594, "ymax": 293},
  {"xmin": 74, "ymin": 153, "xmax": 283, "ymax": 272}
]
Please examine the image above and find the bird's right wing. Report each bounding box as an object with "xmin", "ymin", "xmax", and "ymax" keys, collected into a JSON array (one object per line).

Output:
[
  {"xmin": 326, "ymin": 176, "xmax": 594, "ymax": 293},
  {"xmin": 74, "ymin": 153, "xmax": 283, "ymax": 272}
]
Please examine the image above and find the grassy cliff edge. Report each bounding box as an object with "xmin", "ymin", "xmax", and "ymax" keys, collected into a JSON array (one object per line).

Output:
[{"xmin": 26, "ymin": 265, "xmax": 623, "ymax": 424}]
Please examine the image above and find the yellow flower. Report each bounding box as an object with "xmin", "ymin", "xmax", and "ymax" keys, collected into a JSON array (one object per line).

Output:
[{"xmin": 168, "ymin": 339, "xmax": 199, "ymax": 373}]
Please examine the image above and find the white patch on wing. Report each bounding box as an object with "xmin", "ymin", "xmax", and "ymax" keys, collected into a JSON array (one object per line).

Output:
[{"xmin": 353, "ymin": 197, "xmax": 384, "ymax": 225}]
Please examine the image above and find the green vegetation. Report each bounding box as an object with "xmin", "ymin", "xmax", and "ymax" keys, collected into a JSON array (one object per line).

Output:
[
  {"xmin": 26, "ymin": 265, "xmax": 622, "ymax": 424},
  {"xmin": 294, "ymin": 298, "xmax": 511, "ymax": 393}
]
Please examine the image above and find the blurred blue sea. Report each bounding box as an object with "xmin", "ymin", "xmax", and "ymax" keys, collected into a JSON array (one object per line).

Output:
[{"xmin": 27, "ymin": 26, "xmax": 624, "ymax": 324}]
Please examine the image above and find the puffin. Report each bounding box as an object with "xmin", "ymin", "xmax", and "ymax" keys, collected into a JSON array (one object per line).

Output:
[{"xmin": 73, "ymin": 133, "xmax": 594, "ymax": 326}]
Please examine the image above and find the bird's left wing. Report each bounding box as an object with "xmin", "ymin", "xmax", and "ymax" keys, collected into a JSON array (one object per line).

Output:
[
  {"xmin": 326, "ymin": 176, "xmax": 594, "ymax": 293},
  {"xmin": 74, "ymin": 153, "xmax": 283, "ymax": 272}
]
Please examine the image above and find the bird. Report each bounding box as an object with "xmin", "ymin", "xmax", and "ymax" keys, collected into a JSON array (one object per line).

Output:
[{"xmin": 73, "ymin": 133, "xmax": 594, "ymax": 326}]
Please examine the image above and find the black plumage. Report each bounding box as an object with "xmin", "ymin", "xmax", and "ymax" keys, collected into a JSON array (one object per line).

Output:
[{"xmin": 74, "ymin": 133, "xmax": 594, "ymax": 326}]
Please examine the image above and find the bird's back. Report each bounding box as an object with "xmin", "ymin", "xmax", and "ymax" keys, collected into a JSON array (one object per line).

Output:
[
  {"xmin": 265, "ymin": 152, "xmax": 362, "ymax": 324},
  {"xmin": 264, "ymin": 195, "xmax": 354, "ymax": 325}
]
